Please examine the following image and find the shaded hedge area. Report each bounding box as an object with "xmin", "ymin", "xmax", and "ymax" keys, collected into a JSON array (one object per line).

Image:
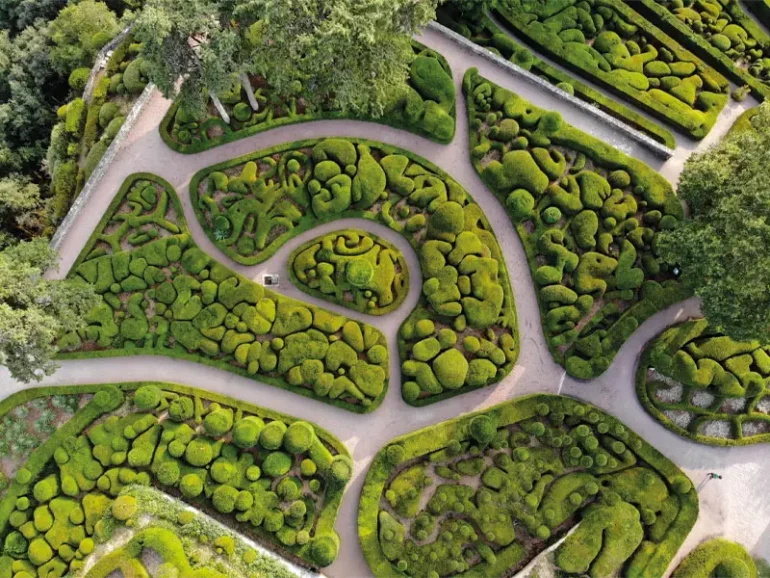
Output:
[
  {"xmin": 671, "ymin": 538, "xmax": 761, "ymax": 578},
  {"xmin": 493, "ymin": 0, "xmax": 729, "ymax": 139},
  {"xmin": 59, "ymin": 174, "xmax": 390, "ymax": 413},
  {"xmin": 191, "ymin": 138, "xmax": 519, "ymax": 406},
  {"xmin": 289, "ymin": 228, "xmax": 410, "ymax": 316},
  {"xmin": 636, "ymin": 319, "xmax": 770, "ymax": 446},
  {"xmin": 435, "ymin": 8, "xmax": 677, "ymax": 148},
  {"xmin": 629, "ymin": 0, "xmax": 770, "ymax": 100},
  {"xmin": 359, "ymin": 394, "xmax": 698, "ymax": 578},
  {"xmin": 0, "ymin": 382, "xmax": 351, "ymax": 575},
  {"xmin": 160, "ymin": 42, "xmax": 456, "ymax": 153},
  {"xmin": 464, "ymin": 69, "xmax": 689, "ymax": 379},
  {"xmin": 86, "ymin": 485, "xmax": 306, "ymax": 578}
]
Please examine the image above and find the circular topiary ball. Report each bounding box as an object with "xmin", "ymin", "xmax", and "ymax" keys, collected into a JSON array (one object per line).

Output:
[
  {"xmin": 179, "ymin": 474, "xmax": 203, "ymax": 498},
  {"xmin": 112, "ymin": 496, "xmax": 137, "ymax": 521},
  {"xmin": 469, "ymin": 415, "xmax": 497, "ymax": 445},
  {"xmin": 310, "ymin": 533, "xmax": 340, "ymax": 567},
  {"xmin": 134, "ymin": 385, "xmax": 162, "ymax": 411},
  {"xmin": 345, "ymin": 259, "xmax": 374, "ymax": 288},
  {"xmin": 283, "ymin": 421, "xmax": 315, "ymax": 454}
]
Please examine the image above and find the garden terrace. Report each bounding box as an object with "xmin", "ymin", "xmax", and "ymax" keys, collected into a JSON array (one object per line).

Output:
[
  {"xmin": 78, "ymin": 485, "xmax": 313, "ymax": 578},
  {"xmin": 629, "ymin": 0, "xmax": 770, "ymax": 100},
  {"xmin": 671, "ymin": 538, "xmax": 762, "ymax": 578},
  {"xmin": 58, "ymin": 174, "xmax": 390, "ymax": 413},
  {"xmin": 0, "ymin": 382, "xmax": 351, "ymax": 576},
  {"xmin": 464, "ymin": 69, "xmax": 689, "ymax": 379},
  {"xmin": 190, "ymin": 138, "xmax": 519, "ymax": 406},
  {"xmin": 493, "ymin": 0, "xmax": 730, "ymax": 139},
  {"xmin": 160, "ymin": 42, "xmax": 456, "ymax": 153},
  {"xmin": 435, "ymin": 8, "xmax": 677, "ymax": 148},
  {"xmin": 288, "ymin": 229, "xmax": 410, "ymax": 316},
  {"xmin": 636, "ymin": 319, "xmax": 770, "ymax": 446},
  {"xmin": 359, "ymin": 394, "xmax": 698, "ymax": 578}
]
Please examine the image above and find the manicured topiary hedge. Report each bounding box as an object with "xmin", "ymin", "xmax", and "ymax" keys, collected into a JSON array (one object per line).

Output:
[
  {"xmin": 494, "ymin": 0, "xmax": 729, "ymax": 138},
  {"xmin": 359, "ymin": 393, "xmax": 698, "ymax": 578},
  {"xmin": 671, "ymin": 538, "xmax": 761, "ymax": 578},
  {"xmin": 190, "ymin": 138, "xmax": 519, "ymax": 405},
  {"xmin": 636, "ymin": 319, "xmax": 770, "ymax": 446},
  {"xmin": 289, "ymin": 229, "xmax": 410, "ymax": 315},
  {"xmin": 630, "ymin": 0, "xmax": 770, "ymax": 101},
  {"xmin": 464, "ymin": 69, "xmax": 690, "ymax": 380},
  {"xmin": 160, "ymin": 42, "xmax": 456, "ymax": 153},
  {"xmin": 436, "ymin": 8, "xmax": 677, "ymax": 149},
  {"xmin": 0, "ymin": 382, "xmax": 350, "ymax": 574},
  {"xmin": 59, "ymin": 173, "xmax": 390, "ymax": 413}
]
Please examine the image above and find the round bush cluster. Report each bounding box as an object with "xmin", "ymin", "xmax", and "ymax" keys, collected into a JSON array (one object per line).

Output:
[
  {"xmin": 283, "ymin": 421, "xmax": 315, "ymax": 454},
  {"xmin": 112, "ymin": 496, "xmax": 137, "ymax": 521},
  {"xmin": 134, "ymin": 385, "xmax": 162, "ymax": 411}
]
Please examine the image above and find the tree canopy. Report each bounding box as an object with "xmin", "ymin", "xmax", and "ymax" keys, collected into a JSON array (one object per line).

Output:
[
  {"xmin": 0, "ymin": 239, "xmax": 99, "ymax": 382},
  {"xmin": 48, "ymin": 0, "xmax": 120, "ymax": 73},
  {"xmin": 659, "ymin": 102, "xmax": 770, "ymax": 342}
]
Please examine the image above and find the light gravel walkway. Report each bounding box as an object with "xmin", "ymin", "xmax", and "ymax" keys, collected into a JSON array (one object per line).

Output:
[{"xmin": 3, "ymin": 25, "xmax": 768, "ymax": 577}]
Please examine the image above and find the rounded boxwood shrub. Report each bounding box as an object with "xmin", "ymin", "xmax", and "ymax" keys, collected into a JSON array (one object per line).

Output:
[
  {"xmin": 328, "ymin": 455, "xmax": 353, "ymax": 486},
  {"xmin": 212, "ymin": 485, "xmax": 239, "ymax": 514},
  {"xmin": 262, "ymin": 452, "xmax": 293, "ymax": 477},
  {"xmin": 184, "ymin": 439, "xmax": 214, "ymax": 467},
  {"xmin": 233, "ymin": 102, "xmax": 252, "ymax": 122},
  {"xmin": 203, "ymin": 408, "xmax": 233, "ymax": 437},
  {"xmin": 259, "ymin": 421, "xmax": 287, "ymax": 451},
  {"xmin": 283, "ymin": 421, "xmax": 315, "ymax": 454},
  {"xmin": 469, "ymin": 415, "xmax": 497, "ymax": 445},
  {"xmin": 112, "ymin": 496, "xmax": 137, "ymax": 521},
  {"xmin": 168, "ymin": 396, "xmax": 194, "ymax": 422},
  {"xmin": 310, "ymin": 533, "xmax": 340, "ymax": 567},
  {"xmin": 99, "ymin": 102, "xmax": 119, "ymax": 129},
  {"xmin": 157, "ymin": 461, "xmax": 180, "ymax": 486},
  {"xmin": 68, "ymin": 68, "xmax": 90, "ymax": 92},
  {"xmin": 27, "ymin": 538, "xmax": 53, "ymax": 565},
  {"xmin": 179, "ymin": 473, "xmax": 204, "ymax": 498},
  {"xmin": 134, "ymin": 385, "xmax": 162, "ymax": 411},
  {"xmin": 233, "ymin": 416, "xmax": 265, "ymax": 448}
]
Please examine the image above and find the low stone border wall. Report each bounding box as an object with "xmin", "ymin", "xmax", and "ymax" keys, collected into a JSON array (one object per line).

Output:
[
  {"xmin": 427, "ymin": 21, "xmax": 675, "ymax": 159},
  {"xmin": 51, "ymin": 83, "xmax": 155, "ymax": 251},
  {"xmin": 82, "ymin": 27, "xmax": 133, "ymax": 103}
]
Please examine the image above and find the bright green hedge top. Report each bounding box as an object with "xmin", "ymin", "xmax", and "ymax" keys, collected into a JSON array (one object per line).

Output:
[
  {"xmin": 464, "ymin": 69, "xmax": 690, "ymax": 380},
  {"xmin": 359, "ymin": 393, "xmax": 698, "ymax": 578},
  {"xmin": 494, "ymin": 0, "xmax": 729, "ymax": 138},
  {"xmin": 671, "ymin": 538, "xmax": 760, "ymax": 578},
  {"xmin": 190, "ymin": 138, "xmax": 519, "ymax": 406},
  {"xmin": 160, "ymin": 42, "xmax": 456, "ymax": 153},
  {"xmin": 636, "ymin": 319, "xmax": 770, "ymax": 446},
  {"xmin": 629, "ymin": 0, "xmax": 770, "ymax": 101},
  {"xmin": 289, "ymin": 228, "xmax": 410, "ymax": 316},
  {"xmin": 0, "ymin": 382, "xmax": 351, "ymax": 574},
  {"xmin": 60, "ymin": 174, "xmax": 390, "ymax": 413}
]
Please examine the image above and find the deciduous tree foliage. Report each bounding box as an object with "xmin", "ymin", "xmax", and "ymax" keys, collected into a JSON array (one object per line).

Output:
[
  {"xmin": 659, "ymin": 102, "xmax": 770, "ymax": 342},
  {"xmin": 48, "ymin": 0, "xmax": 119, "ymax": 74},
  {"xmin": 0, "ymin": 239, "xmax": 98, "ymax": 382}
]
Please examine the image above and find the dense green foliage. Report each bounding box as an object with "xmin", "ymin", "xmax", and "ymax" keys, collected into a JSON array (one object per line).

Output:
[
  {"xmin": 59, "ymin": 174, "xmax": 390, "ymax": 412},
  {"xmin": 630, "ymin": 0, "xmax": 770, "ymax": 100},
  {"xmin": 0, "ymin": 240, "xmax": 99, "ymax": 382},
  {"xmin": 161, "ymin": 43, "xmax": 456, "ymax": 151},
  {"xmin": 465, "ymin": 69, "xmax": 688, "ymax": 379},
  {"xmin": 289, "ymin": 229, "xmax": 410, "ymax": 316},
  {"xmin": 672, "ymin": 538, "xmax": 761, "ymax": 578},
  {"xmin": 659, "ymin": 103, "xmax": 770, "ymax": 343},
  {"xmin": 47, "ymin": 0, "xmax": 119, "ymax": 74},
  {"xmin": 191, "ymin": 138, "xmax": 519, "ymax": 405},
  {"xmin": 0, "ymin": 382, "xmax": 350, "ymax": 573},
  {"xmin": 435, "ymin": 8, "xmax": 676, "ymax": 148},
  {"xmin": 359, "ymin": 394, "xmax": 698, "ymax": 578},
  {"xmin": 493, "ymin": 0, "xmax": 729, "ymax": 138},
  {"xmin": 637, "ymin": 319, "xmax": 770, "ymax": 446}
]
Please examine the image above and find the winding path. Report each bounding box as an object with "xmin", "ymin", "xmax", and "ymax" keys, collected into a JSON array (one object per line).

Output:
[{"xmin": 2, "ymin": 26, "xmax": 768, "ymax": 577}]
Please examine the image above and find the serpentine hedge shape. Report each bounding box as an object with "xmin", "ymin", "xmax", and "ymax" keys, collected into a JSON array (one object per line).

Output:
[
  {"xmin": 630, "ymin": 0, "xmax": 770, "ymax": 100},
  {"xmin": 636, "ymin": 319, "xmax": 770, "ymax": 446},
  {"xmin": 191, "ymin": 138, "xmax": 519, "ymax": 406},
  {"xmin": 671, "ymin": 538, "xmax": 762, "ymax": 578},
  {"xmin": 289, "ymin": 228, "xmax": 410, "ymax": 316},
  {"xmin": 161, "ymin": 42, "xmax": 456, "ymax": 152},
  {"xmin": 359, "ymin": 394, "xmax": 698, "ymax": 578},
  {"xmin": 464, "ymin": 69, "xmax": 689, "ymax": 379},
  {"xmin": 494, "ymin": 0, "xmax": 729, "ymax": 138},
  {"xmin": 0, "ymin": 382, "xmax": 351, "ymax": 576},
  {"xmin": 58, "ymin": 174, "xmax": 390, "ymax": 413}
]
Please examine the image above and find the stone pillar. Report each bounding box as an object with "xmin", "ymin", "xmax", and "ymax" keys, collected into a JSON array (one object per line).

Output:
[
  {"xmin": 241, "ymin": 73, "xmax": 260, "ymax": 111},
  {"xmin": 210, "ymin": 92, "xmax": 230, "ymax": 124}
]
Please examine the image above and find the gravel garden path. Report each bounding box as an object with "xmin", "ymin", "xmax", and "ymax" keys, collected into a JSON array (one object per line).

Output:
[{"xmin": 1, "ymin": 26, "xmax": 767, "ymax": 578}]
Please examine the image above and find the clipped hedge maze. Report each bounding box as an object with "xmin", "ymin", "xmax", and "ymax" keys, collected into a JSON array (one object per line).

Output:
[
  {"xmin": 59, "ymin": 174, "xmax": 390, "ymax": 413},
  {"xmin": 289, "ymin": 229, "xmax": 410, "ymax": 316},
  {"xmin": 671, "ymin": 538, "xmax": 763, "ymax": 578},
  {"xmin": 631, "ymin": 0, "xmax": 770, "ymax": 100},
  {"xmin": 465, "ymin": 70, "xmax": 689, "ymax": 379},
  {"xmin": 494, "ymin": 0, "xmax": 729, "ymax": 138},
  {"xmin": 161, "ymin": 43, "xmax": 456, "ymax": 152},
  {"xmin": 637, "ymin": 319, "xmax": 770, "ymax": 446},
  {"xmin": 359, "ymin": 394, "xmax": 698, "ymax": 578},
  {"xmin": 192, "ymin": 138, "xmax": 519, "ymax": 405},
  {"xmin": 0, "ymin": 383, "xmax": 351, "ymax": 576}
]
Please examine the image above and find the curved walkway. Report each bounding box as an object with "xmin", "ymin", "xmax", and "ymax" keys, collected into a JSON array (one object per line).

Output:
[{"xmin": 3, "ymin": 25, "xmax": 768, "ymax": 577}]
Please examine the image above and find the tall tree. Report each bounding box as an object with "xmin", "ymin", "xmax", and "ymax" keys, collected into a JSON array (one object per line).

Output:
[
  {"xmin": 134, "ymin": 0, "xmax": 244, "ymax": 115},
  {"xmin": 234, "ymin": 0, "xmax": 441, "ymax": 115},
  {"xmin": 659, "ymin": 103, "xmax": 770, "ymax": 342},
  {"xmin": 0, "ymin": 176, "xmax": 45, "ymax": 246},
  {"xmin": 48, "ymin": 0, "xmax": 119, "ymax": 74},
  {"xmin": 0, "ymin": 239, "xmax": 99, "ymax": 382}
]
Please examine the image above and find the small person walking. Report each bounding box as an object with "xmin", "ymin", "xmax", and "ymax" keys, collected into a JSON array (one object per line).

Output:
[{"xmin": 707, "ymin": 472, "xmax": 723, "ymax": 480}]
